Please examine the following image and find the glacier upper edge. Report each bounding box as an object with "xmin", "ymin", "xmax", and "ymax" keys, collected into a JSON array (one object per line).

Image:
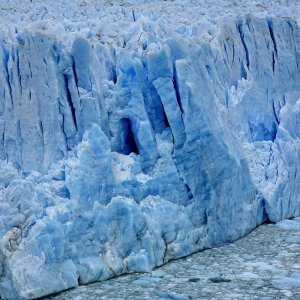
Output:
[{"xmin": 0, "ymin": 2, "xmax": 299, "ymax": 299}]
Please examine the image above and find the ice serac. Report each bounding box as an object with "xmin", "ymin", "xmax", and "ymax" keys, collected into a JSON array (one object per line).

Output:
[{"xmin": 0, "ymin": 14, "xmax": 299, "ymax": 299}]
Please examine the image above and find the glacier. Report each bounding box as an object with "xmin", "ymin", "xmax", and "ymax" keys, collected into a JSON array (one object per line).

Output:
[{"xmin": 0, "ymin": 1, "xmax": 299, "ymax": 299}]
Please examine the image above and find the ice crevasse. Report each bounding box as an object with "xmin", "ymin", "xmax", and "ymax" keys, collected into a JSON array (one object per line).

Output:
[{"xmin": 0, "ymin": 11, "xmax": 299, "ymax": 300}]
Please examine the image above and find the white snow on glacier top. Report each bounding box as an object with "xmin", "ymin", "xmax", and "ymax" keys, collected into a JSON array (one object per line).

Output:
[{"xmin": 0, "ymin": 0, "xmax": 299, "ymax": 47}]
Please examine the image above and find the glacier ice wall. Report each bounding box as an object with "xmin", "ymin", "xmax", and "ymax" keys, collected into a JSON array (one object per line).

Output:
[{"xmin": 0, "ymin": 15, "xmax": 299, "ymax": 299}]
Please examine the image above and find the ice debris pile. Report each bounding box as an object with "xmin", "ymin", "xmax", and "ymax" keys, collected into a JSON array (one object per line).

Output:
[{"xmin": 0, "ymin": 1, "xmax": 299, "ymax": 299}]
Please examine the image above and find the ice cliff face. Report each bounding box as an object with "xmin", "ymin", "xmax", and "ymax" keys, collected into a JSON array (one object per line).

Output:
[{"xmin": 0, "ymin": 2, "xmax": 299, "ymax": 299}]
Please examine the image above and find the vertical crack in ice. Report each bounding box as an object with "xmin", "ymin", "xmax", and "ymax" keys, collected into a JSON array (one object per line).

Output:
[
  {"xmin": 203, "ymin": 209, "xmax": 208, "ymax": 226},
  {"xmin": 162, "ymin": 107, "xmax": 170, "ymax": 129},
  {"xmin": 172, "ymin": 63, "xmax": 183, "ymax": 114},
  {"xmin": 267, "ymin": 19, "xmax": 278, "ymax": 73},
  {"xmin": 267, "ymin": 19, "xmax": 278, "ymax": 56},
  {"xmin": 2, "ymin": 48, "xmax": 13, "ymax": 103},
  {"xmin": 63, "ymin": 74, "xmax": 78, "ymax": 131},
  {"xmin": 71, "ymin": 59, "xmax": 80, "ymax": 96},
  {"xmin": 16, "ymin": 48, "xmax": 22, "ymax": 97},
  {"xmin": 16, "ymin": 119, "xmax": 22, "ymax": 168},
  {"xmin": 132, "ymin": 9, "xmax": 136, "ymax": 22},
  {"xmin": 272, "ymin": 52, "xmax": 275, "ymax": 73},
  {"xmin": 232, "ymin": 43, "xmax": 235, "ymax": 67},
  {"xmin": 237, "ymin": 21, "xmax": 250, "ymax": 70},
  {"xmin": 272, "ymin": 101, "xmax": 280, "ymax": 126},
  {"xmin": 39, "ymin": 120, "xmax": 44, "ymax": 137}
]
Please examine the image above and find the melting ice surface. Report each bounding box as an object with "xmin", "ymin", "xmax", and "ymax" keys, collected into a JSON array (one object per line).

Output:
[{"xmin": 0, "ymin": 1, "xmax": 299, "ymax": 299}]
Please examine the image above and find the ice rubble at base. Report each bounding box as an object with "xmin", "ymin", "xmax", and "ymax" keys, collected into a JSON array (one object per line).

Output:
[{"xmin": 0, "ymin": 1, "xmax": 299, "ymax": 299}]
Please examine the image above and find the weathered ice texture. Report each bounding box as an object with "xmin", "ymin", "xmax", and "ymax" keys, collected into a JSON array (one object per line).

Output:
[{"xmin": 0, "ymin": 11, "xmax": 299, "ymax": 300}]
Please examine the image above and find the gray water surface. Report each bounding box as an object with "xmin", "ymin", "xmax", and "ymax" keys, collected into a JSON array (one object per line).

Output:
[{"xmin": 48, "ymin": 219, "xmax": 300, "ymax": 300}]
